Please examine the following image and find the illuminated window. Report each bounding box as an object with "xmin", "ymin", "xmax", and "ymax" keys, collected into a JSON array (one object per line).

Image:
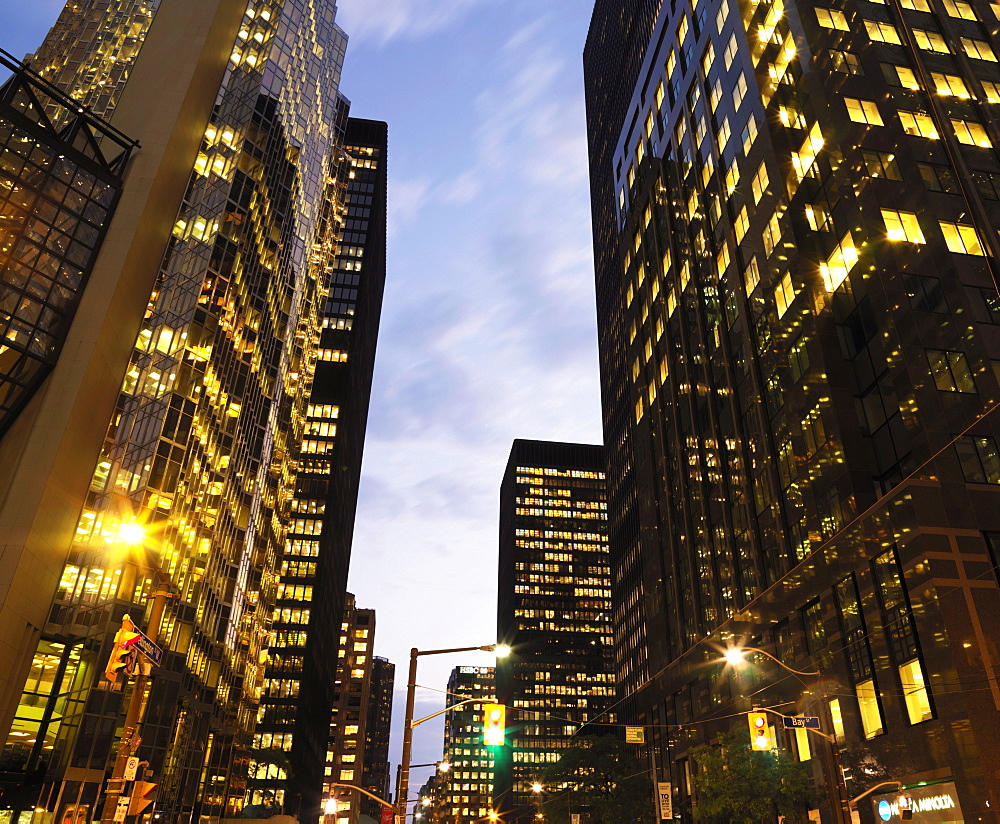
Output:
[
  {"xmin": 900, "ymin": 0, "xmax": 931, "ymax": 8},
  {"xmin": 717, "ymin": 243, "xmax": 731, "ymax": 275},
  {"xmin": 734, "ymin": 206, "xmax": 751, "ymax": 243},
  {"xmin": 742, "ymin": 116, "xmax": 759, "ymax": 154},
  {"xmin": 744, "ymin": 256, "xmax": 760, "ymax": 294},
  {"xmin": 775, "ymin": 272, "xmax": 796, "ymax": 317},
  {"xmin": 881, "ymin": 209, "xmax": 925, "ymax": 242},
  {"xmin": 932, "ymin": 72, "xmax": 970, "ymax": 97},
  {"xmin": 884, "ymin": 63, "xmax": 920, "ymax": 89},
  {"xmin": 794, "ymin": 726, "xmax": 811, "ymax": 761},
  {"xmin": 750, "ymin": 161, "xmax": 769, "ymax": 203},
  {"xmin": 943, "ymin": 0, "xmax": 978, "ymax": 16},
  {"xmin": 829, "ymin": 698, "xmax": 846, "ymax": 743},
  {"xmin": 913, "ymin": 29, "xmax": 950, "ymax": 52},
  {"xmin": 725, "ymin": 158, "xmax": 740, "ymax": 194},
  {"xmin": 820, "ymin": 230, "xmax": 859, "ymax": 291},
  {"xmin": 845, "ymin": 97, "xmax": 883, "ymax": 125},
  {"xmin": 718, "ymin": 117, "xmax": 732, "ymax": 149},
  {"xmin": 982, "ymin": 80, "xmax": 1000, "ymax": 102},
  {"xmin": 702, "ymin": 42, "xmax": 716, "ymax": 75},
  {"xmin": 962, "ymin": 37, "xmax": 997, "ymax": 60},
  {"xmin": 717, "ymin": 1, "xmax": 730, "ymax": 31},
  {"xmin": 926, "ymin": 349, "xmax": 976, "ymax": 392},
  {"xmin": 898, "ymin": 110, "xmax": 938, "ymax": 138},
  {"xmin": 816, "ymin": 7, "xmax": 850, "ymax": 28},
  {"xmin": 724, "ymin": 34, "xmax": 739, "ymax": 68},
  {"xmin": 939, "ymin": 221, "xmax": 985, "ymax": 254},
  {"xmin": 805, "ymin": 202, "xmax": 831, "ymax": 230},
  {"xmin": 856, "ymin": 679, "xmax": 884, "ymax": 738},
  {"xmin": 951, "ymin": 118, "xmax": 992, "ymax": 147},
  {"xmin": 710, "ymin": 78, "xmax": 723, "ymax": 110},
  {"xmin": 792, "ymin": 122, "xmax": 824, "ymax": 179},
  {"xmin": 899, "ymin": 659, "xmax": 934, "ymax": 723},
  {"xmin": 733, "ymin": 73, "xmax": 748, "ymax": 110},
  {"xmin": 866, "ymin": 20, "xmax": 902, "ymax": 43},
  {"xmin": 763, "ymin": 213, "xmax": 782, "ymax": 255},
  {"xmin": 655, "ymin": 81, "xmax": 665, "ymax": 109}
]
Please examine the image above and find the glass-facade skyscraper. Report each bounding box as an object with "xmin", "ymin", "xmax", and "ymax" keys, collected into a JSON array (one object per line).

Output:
[
  {"xmin": 495, "ymin": 440, "xmax": 614, "ymax": 817},
  {"xmin": 586, "ymin": 0, "xmax": 1000, "ymax": 818},
  {"xmin": 0, "ymin": 1, "xmax": 385, "ymax": 822}
]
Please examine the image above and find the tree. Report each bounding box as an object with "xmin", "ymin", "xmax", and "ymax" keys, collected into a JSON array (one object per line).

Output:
[
  {"xmin": 692, "ymin": 728, "xmax": 812, "ymax": 824},
  {"xmin": 538, "ymin": 735, "xmax": 654, "ymax": 824}
]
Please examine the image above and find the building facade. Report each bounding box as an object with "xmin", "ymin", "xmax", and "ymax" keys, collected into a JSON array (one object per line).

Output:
[
  {"xmin": 432, "ymin": 666, "xmax": 496, "ymax": 824},
  {"xmin": 585, "ymin": 0, "xmax": 1000, "ymax": 819},
  {"xmin": 0, "ymin": 0, "xmax": 385, "ymax": 822},
  {"xmin": 495, "ymin": 440, "xmax": 615, "ymax": 817},
  {"xmin": 360, "ymin": 655, "xmax": 395, "ymax": 819}
]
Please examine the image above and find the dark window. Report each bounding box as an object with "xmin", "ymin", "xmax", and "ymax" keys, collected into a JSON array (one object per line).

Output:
[
  {"xmin": 902, "ymin": 273, "xmax": 948, "ymax": 313},
  {"xmin": 926, "ymin": 349, "xmax": 976, "ymax": 392},
  {"xmin": 834, "ymin": 575, "xmax": 875, "ymax": 684},
  {"xmin": 917, "ymin": 162, "xmax": 958, "ymax": 193},
  {"xmin": 830, "ymin": 49, "xmax": 864, "ymax": 74},
  {"xmin": 863, "ymin": 149, "xmax": 901, "ymax": 181},
  {"xmin": 802, "ymin": 599, "xmax": 827, "ymax": 656},
  {"xmin": 955, "ymin": 434, "xmax": 1000, "ymax": 483},
  {"xmin": 789, "ymin": 334, "xmax": 810, "ymax": 381}
]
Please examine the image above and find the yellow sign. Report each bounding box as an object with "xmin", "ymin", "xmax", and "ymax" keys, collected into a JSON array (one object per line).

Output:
[{"xmin": 625, "ymin": 726, "xmax": 645, "ymax": 743}]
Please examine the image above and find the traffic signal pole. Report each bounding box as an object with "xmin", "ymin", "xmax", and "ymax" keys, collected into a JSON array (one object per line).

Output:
[{"xmin": 99, "ymin": 580, "xmax": 171, "ymax": 824}]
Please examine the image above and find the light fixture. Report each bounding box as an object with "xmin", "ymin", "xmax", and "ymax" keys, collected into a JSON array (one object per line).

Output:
[{"xmin": 494, "ymin": 644, "xmax": 511, "ymax": 658}]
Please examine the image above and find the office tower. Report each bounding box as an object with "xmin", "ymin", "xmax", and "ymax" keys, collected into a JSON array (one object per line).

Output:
[
  {"xmin": 495, "ymin": 440, "xmax": 614, "ymax": 817},
  {"xmin": 360, "ymin": 656, "xmax": 395, "ymax": 820},
  {"xmin": 436, "ymin": 666, "xmax": 496, "ymax": 824},
  {"xmin": 255, "ymin": 116, "xmax": 388, "ymax": 819},
  {"xmin": 586, "ymin": 0, "xmax": 1000, "ymax": 817},
  {"xmin": 0, "ymin": 1, "xmax": 386, "ymax": 822}
]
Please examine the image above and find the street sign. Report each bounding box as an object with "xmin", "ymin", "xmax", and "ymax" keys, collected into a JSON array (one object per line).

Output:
[
  {"xmin": 657, "ymin": 782, "xmax": 673, "ymax": 820},
  {"xmin": 781, "ymin": 715, "xmax": 820, "ymax": 729},
  {"xmin": 123, "ymin": 626, "xmax": 163, "ymax": 666},
  {"xmin": 124, "ymin": 756, "xmax": 140, "ymax": 781},
  {"xmin": 113, "ymin": 797, "xmax": 129, "ymax": 822},
  {"xmin": 626, "ymin": 726, "xmax": 645, "ymax": 743}
]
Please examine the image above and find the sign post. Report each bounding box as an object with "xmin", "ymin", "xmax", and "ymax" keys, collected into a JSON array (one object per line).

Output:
[{"xmin": 657, "ymin": 782, "xmax": 673, "ymax": 820}]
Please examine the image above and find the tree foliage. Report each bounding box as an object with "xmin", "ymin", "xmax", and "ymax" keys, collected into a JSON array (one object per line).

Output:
[
  {"xmin": 692, "ymin": 728, "xmax": 812, "ymax": 824},
  {"xmin": 538, "ymin": 735, "xmax": 654, "ymax": 824}
]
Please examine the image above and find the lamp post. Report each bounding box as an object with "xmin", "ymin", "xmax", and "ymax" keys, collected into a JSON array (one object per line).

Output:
[
  {"xmin": 722, "ymin": 646, "xmax": 850, "ymax": 824},
  {"xmin": 396, "ymin": 644, "xmax": 510, "ymax": 824}
]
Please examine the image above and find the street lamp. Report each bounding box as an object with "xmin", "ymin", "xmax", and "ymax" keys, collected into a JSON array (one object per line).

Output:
[
  {"xmin": 722, "ymin": 646, "xmax": 848, "ymax": 824},
  {"xmin": 396, "ymin": 644, "xmax": 510, "ymax": 824}
]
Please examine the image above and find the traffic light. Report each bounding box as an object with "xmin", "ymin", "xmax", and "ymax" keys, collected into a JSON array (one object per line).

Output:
[
  {"xmin": 128, "ymin": 780, "xmax": 158, "ymax": 816},
  {"xmin": 748, "ymin": 712, "xmax": 771, "ymax": 751},
  {"xmin": 105, "ymin": 616, "xmax": 141, "ymax": 683},
  {"xmin": 483, "ymin": 703, "xmax": 505, "ymax": 746}
]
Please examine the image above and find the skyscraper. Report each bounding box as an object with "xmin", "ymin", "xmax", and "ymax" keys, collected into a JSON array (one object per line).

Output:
[
  {"xmin": 437, "ymin": 666, "xmax": 496, "ymax": 824},
  {"xmin": 0, "ymin": 0, "xmax": 384, "ymax": 821},
  {"xmin": 495, "ymin": 440, "xmax": 614, "ymax": 817},
  {"xmin": 360, "ymin": 655, "xmax": 395, "ymax": 820},
  {"xmin": 586, "ymin": 0, "xmax": 1000, "ymax": 817}
]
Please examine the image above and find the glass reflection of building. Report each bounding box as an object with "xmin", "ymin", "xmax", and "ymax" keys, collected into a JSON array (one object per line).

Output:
[
  {"xmin": 0, "ymin": 0, "xmax": 386, "ymax": 821},
  {"xmin": 495, "ymin": 440, "xmax": 614, "ymax": 817},
  {"xmin": 585, "ymin": 0, "xmax": 1000, "ymax": 818}
]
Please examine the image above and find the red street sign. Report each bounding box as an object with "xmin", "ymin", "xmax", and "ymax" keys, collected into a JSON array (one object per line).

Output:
[{"xmin": 380, "ymin": 807, "xmax": 394, "ymax": 824}]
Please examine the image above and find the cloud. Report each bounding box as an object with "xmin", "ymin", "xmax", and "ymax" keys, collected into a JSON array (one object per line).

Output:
[
  {"xmin": 387, "ymin": 176, "xmax": 432, "ymax": 238},
  {"xmin": 336, "ymin": 0, "xmax": 493, "ymax": 45}
]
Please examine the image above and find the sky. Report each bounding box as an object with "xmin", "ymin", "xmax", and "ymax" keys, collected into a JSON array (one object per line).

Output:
[{"xmin": 2, "ymin": 0, "xmax": 605, "ymax": 797}]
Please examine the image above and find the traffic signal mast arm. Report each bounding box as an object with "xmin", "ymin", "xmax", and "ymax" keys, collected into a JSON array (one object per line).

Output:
[{"xmin": 410, "ymin": 697, "xmax": 488, "ymax": 728}]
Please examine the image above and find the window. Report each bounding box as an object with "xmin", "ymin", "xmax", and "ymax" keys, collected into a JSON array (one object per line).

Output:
[
  {"xmin": 717, "ymin": 1, "xmax": 729, "ymax": 32},
  {"xmin": 900, "ymin": 0, "xmax": 931, "ymax": 9},
  {"xmin": 955, "ymin": 434, "xmax": 1000, "ymax": 482},
  {"xmin": 884, "ymin": 63, "xmax": 921, "ymax": 89},
  {"xmin": 724, "ymin": 33, "xmax": 739, "ymax": 68},
  {"xmin": 702, "ymin": 42, "xmax": 716, "ymax": 75},
  {"xmin": 718, "ymin": 116, "xmax": 732, "ymax": 149},
  {"xmin": 939, "ymin": 221, "xmax": 985, "ymax": 254},
  {"xmin": 742, "ymin": 116, "xmax": 759, "ymax": 153},
  {"xmin": 794, "ymin": 726, "xmax": 811, "ymax": 761},
  {"xmin": 751, "ymin": 162, "xmax": 769, "ymax": 202},
  {"xmin": 802, "ymin": 600, "xmax": 826, "ymax": 654},
  {"xmin": 913, "ymin": 29, "xmax": 950, "ymax": 52},
  {"xmin": 744, "ymin": 256, "xmax": 760, "ymax": 294},
  {"xmin": 856, "ymin": 679, "xmax": 885, "ymax": 737},
  {"xmin": 962, "ymin": 37, "xmax": 998, "ymax": 60},
  {"xmin": 881, "ymin": 209, "xmax": 925, "ymax": 242},
  {"xmin": 733, "ymin": 73, "xmax": 748, "ymax": 110},
  {"xmin": 932, "ymin": 72, "xmax": 970, "ymax": 97},
  {"xmin": 763, "ymin": 213, "xmax": 782, "ymax": 255},
  {"xmin": 899, "ymin": 659, "xmax": 934, "ymax": 723},
  {"xmin": 710, "ymin": 78, "xmax": 723, "ymax": 110},
  {"xmin": 903, "ymin": 273, "xmax": 948, "ymax": 312},
  {"xmin": 863, "ymin": 149, "xmax": 901, "ymax": 180},
  {"xmin": 805, "ymin": 202, "xmax": 832, "ymax": 230},
  {"xmin": 817, "ymin": 7, "xmax": 851, "ymax": 28},
  {"xmin": 951, "ymin": 118, "xmax": 992, "ymax": 147},
  {"xmin": 944, "ymin": 0, "xmax": 978, "ymax": 18},
  {"xmin": 775, "ymin": 272, "xmax": 796, "ymax": 317},
  {"xmin": 866, "ymin": 20, "xmax": 902, "ymax": 43},
  {"xmin": 803, "ymin": 403, "xmax": 827, "ymax": 456},
  {"xmin": 926, "ymin": 349, "xmax": 976, "ymax": 392},
  {"xmin": 917, "ymin": 162, "xmax": 957, "ymax": 192},
  {"xmin": 845, "ymin": 97, "xmax": 883, "ymax": 124},
  {"xmin": 972, "ymin": 286, "xmax": 1000, "ymax": 322},
  {"xmin": 829, "ymin": 698, "xmax": 846, "ymax": 743},
  {"xmin": 899, "ymin": 110, "xmax": 939, "ymax": 138},
  {"xmin": 789, "ymin": 333, "xmax": 810, "ymax": 381},
  {"xmin": 982, "ymin": 80, "xmax": 1000, "ymax": 102},
  {"xmin": 830, "ymin": 49, "xmax": 863, "ymax": 73},
  {"xmin": 735, "ymin": 205, "xmax": 750, "ymax": 242}
]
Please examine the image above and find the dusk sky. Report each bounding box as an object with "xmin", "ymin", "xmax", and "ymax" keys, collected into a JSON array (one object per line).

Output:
[{"xmin": 3, "ymin": 0, "xmax": 605, "ymax": 789}]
